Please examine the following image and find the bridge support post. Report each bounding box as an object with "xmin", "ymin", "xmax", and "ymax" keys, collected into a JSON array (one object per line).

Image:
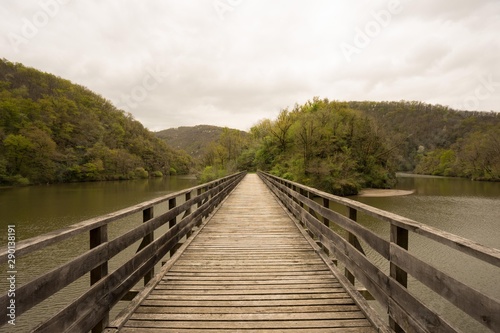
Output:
[
  {"xmin": 345, "ymin": 208, "xmax": 357, "ymax": 285},
  {"xmin": 184, "ymin": 192, "xmax": 193, "ymax": 237},
  {"xmin": 322, "ymin": 198, "xmax": 330, "ymax": 256},
  {"xmin": 389, "ymin": 224, "xmax": 409, "ymax": 333},
  {"xmin": 89, "ymin": 225, "xmax": 109, "ymax": 333},
  {"xmin": 143, "ymin": 207, "xmax": 154, "ymax": 285},
  {"xmin": 169, "ymin": 197, "xmax": 177, "ymax": 256}
]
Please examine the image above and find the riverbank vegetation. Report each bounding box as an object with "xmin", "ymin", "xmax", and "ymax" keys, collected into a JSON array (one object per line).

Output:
[
  {"xmin": 190, "ymin": 98, "xmax": 397, "ymax": 195},
  {"xmin": 349, "ymin": 101, "xmax": 500, "ymax": 181},
  {"xmin": 192, "ymin": 99, "xmax": 499, "ymax": 194},
  {"xmin": 2, "ymin": 59, "xmax": 498, "ymax": 190},
  {"xmin": 248, "ymin": 99, "xmax": 397, "ymax": 195},
  {"xmin": 0, "ymin": 59, "xmax": 192, "ymax": 185}
]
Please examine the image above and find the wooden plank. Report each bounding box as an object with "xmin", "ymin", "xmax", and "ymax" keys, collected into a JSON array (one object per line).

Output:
[
  {"xmin": 146, "ymin": 293, "xmax": 352, "ymax": 301},
  {"xmin": 123, "ymin": 319, "xmax": 374, "ymax": 329},
  {"xmin": 129, "ymin": 312, "xmax": 368, "ymax": 321},
  {"xmin": 134, "ymin": 305, "xmax": 361, "ymax": 314},
  {"xmin": 119, "ymin": 328, "xmax": 376, "ymax": 333},
  {"xmin": 155, "ymin": 283, "xmax": 341, "ymax": 290},
  {"xmin": 140, "ymin": 298, "xmax": 356, "ymax": 307},
  {"xmin": 150, "ymin": 288, "xmax": 348, "ymax": 296}
]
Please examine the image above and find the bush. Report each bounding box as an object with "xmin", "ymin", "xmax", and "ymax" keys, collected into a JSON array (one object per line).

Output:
[
  {"xmin": 199, "ymin": 166, "xmax": 227, "ymax": 183},
  {"xmin": 151, "ymin": 170, "xmax": 163, "ymax": 177},
  {"xmin": 10, "ymin": 174, "xmax": 30, "ymax": 186},
  {"xmin": 134, "ymin": 167, "xmax": 149, "ymax": 179}
]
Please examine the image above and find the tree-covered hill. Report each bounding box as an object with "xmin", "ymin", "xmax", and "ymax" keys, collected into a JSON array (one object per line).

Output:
[
  {"xmin": 246, "ymin": 98, "xmax": 398, "ymax": 195},
  {"xmin": 348, "ymin": 101, "xmax": 500, "ymax": 180},
  {"xmin": 0, "ymin": 59, "xmax": 192, "ymax": 185},
  {"xmin": 194, "ymin": 98, "xmax": 499, "ymax": 196},
  {"xmin": 155, "ymin": 125, "xmax": 249, "ymax": 160}
]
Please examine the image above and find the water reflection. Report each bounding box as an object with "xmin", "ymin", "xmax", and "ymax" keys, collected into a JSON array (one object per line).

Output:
[
  {"xmin": 348, "ymin": 174, "xmax": 500, "ymax": 333},
  {"xmin": 0, "ymin": 176, "xmax": 198, "ymax": 241},
  {"xmin": 0, "ymin": 176, "xmax": 198, "ymax": 332}
]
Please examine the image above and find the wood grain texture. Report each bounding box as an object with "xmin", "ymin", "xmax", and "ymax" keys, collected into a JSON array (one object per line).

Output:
[{"xmin": 118, "ymin": 174, "xmax": 379, "ymax": 333}]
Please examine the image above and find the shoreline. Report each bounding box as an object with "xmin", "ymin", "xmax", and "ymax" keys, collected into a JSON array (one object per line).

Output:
[{"xmin": 356, "ymin": 188, "xmax": 415, "ymax": 197}]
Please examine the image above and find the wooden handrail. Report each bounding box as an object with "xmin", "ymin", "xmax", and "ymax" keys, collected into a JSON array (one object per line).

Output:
[
  {"xmin": 0, "ymin": 174, "xmax": 244, "ymax": 263},
  {"xmin": 0, "ymin": 172, "xmax": 246, "ymax": 332},
  {"xmin": 258, "ymin": 171, "xmax": 500, "ymax": 333}
]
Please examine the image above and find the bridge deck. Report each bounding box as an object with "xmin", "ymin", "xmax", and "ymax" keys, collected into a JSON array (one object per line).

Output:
[{"xmin": 117, "ymin": 174, "xmax": 378, "ymax": 332}]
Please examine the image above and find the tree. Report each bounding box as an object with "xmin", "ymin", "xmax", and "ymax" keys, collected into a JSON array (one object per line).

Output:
[
  {"xmin": 268, "ymin": 109, "xmax": 294, "ymax": 152},
  {"xmin": 3, "ymin": 134, "xmax": 33, "ymax": 176}
]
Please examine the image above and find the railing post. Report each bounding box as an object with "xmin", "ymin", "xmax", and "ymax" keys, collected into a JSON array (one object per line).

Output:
[
  {"xmin": 142, "ymin": 207, "xmax": 154, "ymax": 285},
  {"xmin": 184, "ymin": 191, "xmax": 193, "ymax": 237},
  {"xmin": 390, "ymin": 223, "xmax": 409, "ymax": 333},
  {"xmin": 197, "ymin": 188, "xmax": 202, "ymax": 209},
  {"xmin": 322, "ymin": 198, "xmax": 330, "ymax": 256},
  {"xmin": 169, "ymin": 197, "xmax": 177, "ymax": 256},
  {"xmin": 299, "ymin": 188, "xmax": 305, "ymax": 208},
  {"xmin": 89, "ymin": 225, "xmax": 108, "ymax": 333},
  {"xmin": 322, "ymin": 198, "xmax": 330, "ymax": 227},
  {"xmin": 345, "ymin": 208, "xmax": 357, "ymax": 285}
]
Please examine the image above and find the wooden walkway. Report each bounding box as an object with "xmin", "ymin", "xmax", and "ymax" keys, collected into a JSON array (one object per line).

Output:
[{"xmin": 117, "ymin": 174, "xmax": 378, "ymax": 332}]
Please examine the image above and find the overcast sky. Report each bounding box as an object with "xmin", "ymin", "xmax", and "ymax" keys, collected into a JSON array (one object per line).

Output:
[{"xmin": 1, "ymin": 0, "xmax": 499, "ymax": 131}]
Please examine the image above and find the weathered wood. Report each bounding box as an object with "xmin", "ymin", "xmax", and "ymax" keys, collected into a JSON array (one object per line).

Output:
[
  {"xmin": 117, "ymin": 174, "xmax": 382, "ymax": 333},
  {"xmin": 391, "ymin": 244, "xmax": 500, "ymax": 332},
  {"xmin": 310, "ymin": 216, "xmax": 458, "ymax": 333},
  {"xmin": 122, "ymin": 319, "xmax": 375, "ymax": 330},
  {"xmin": 269, "ymin": 178, "xmax": 390, "ymax": 259},
  {"xmin": 259, "ymin": 171, "xmax": 498, "ymax": 333},
  {"xmin": 6, "ymin": 170, "xmax": 497, "ymax": 333},
  {"xmin": 90, "ymin": 225, "xmax": 109, "ymax": 333},
  {"xmin": 390, "ymin": 223, "xmax": 408, "ymax": 333},
  {"xmin": 0, "ymin": 172, "xmax": 245, "ymax": 330},
  {"xmin": 117, "ymin": 328, "xmax": 376, "ymax": 333},
  {"xmin": 0, "ymin": 173, "xmax": 243, "ymax": 264},
  {"xmin": 141, "ymin": 207, "xmax": 154, "ymax": 285},
  {"xmin": 259, "ymin": 172, "xmax": 500, "ymax": 268}
]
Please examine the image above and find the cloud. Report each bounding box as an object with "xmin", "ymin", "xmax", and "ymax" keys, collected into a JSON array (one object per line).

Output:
[{"xmin": 1, "ymin": 0, "xmax": 499, "ymax": 131}]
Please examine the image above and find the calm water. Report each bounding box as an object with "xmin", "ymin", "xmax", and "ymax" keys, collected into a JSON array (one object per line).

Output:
[
  {"xmin": 349, "ymin": 174, "xmax": 500, "ymax": 333},
  {"xmin": 0, "ymin": 176, "xmax": 198, "ymax": 332},
  {"xmin": 1, "ymin": 174, "xmax": 499, "ymax": 332}
]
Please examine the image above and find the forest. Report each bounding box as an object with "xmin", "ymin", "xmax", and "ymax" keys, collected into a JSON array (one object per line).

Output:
[
  {"xmin": 195, "ymin": 99, "xmax": 500, "ymax": 195},
  {"xmin": 348, "ymin": 101, "xmax": 500, "ymax": 181},
  {"xmin": 2, "ymin": 59, "xmax": 499, "ymax": 193},
  {"xmin": 195, "ymin": 98, "xmax": 398, "ymax": 195},
  {"xmin": 0, "ymin": 59, "xmax": 192, "ymax": 185}
]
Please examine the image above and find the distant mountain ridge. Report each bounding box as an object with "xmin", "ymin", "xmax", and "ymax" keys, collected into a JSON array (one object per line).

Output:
[{"xmin": 155, "ymin": 125, "xmax": 249, "ymax": 160}]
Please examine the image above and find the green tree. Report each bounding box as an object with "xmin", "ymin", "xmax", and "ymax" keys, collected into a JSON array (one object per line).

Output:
[{"xmin": 3, "ymin": 134, "xmax": 33, "ymax": 176}]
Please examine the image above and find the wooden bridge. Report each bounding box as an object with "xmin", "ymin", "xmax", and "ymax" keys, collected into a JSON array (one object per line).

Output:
[{"xmin": 1, "ymin": 172, "xmax": 500, "ymax": 332}]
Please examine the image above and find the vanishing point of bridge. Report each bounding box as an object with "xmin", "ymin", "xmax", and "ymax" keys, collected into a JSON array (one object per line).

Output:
[{"xmin": 1, "ymin": 172, "xmax": 499, "ymax": 332}]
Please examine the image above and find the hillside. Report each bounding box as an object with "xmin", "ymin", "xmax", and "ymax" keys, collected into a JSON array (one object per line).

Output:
[
  {"xmin": 348, "ymin": 101, "xmax": 500, "ymax": 180},
  {"xmin": 156, "ymin": 125, "xmax": 249, "ymax": 160},
  {"xmin": 0, "ymin": 59, "xmax": 192, "ymax": 185},
  {"xmin": 247, "ymin": 99, "xmax": 398, "ymax": 195}
]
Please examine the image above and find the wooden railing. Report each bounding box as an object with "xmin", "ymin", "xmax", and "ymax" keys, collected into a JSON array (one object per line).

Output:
[
  {"xmin": 259, "ymin": 171, "xmax": 500, "ymax": 333},
  {"xmin": 0, "ymin": 172, "xmax": 245, "ymax": 333}
]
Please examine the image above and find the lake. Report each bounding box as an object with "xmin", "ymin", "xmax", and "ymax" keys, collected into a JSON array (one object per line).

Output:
[
  {"xmin": 0, "ymin": 176, "xmax": 199, "ymax": 333},
  {"xmin": 1, "ymin": 174, "xmax": 499, "ymax": 332},
  {"xmin": 349, "ymin": 173, "xmax": 500, "ymax": 332}
]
